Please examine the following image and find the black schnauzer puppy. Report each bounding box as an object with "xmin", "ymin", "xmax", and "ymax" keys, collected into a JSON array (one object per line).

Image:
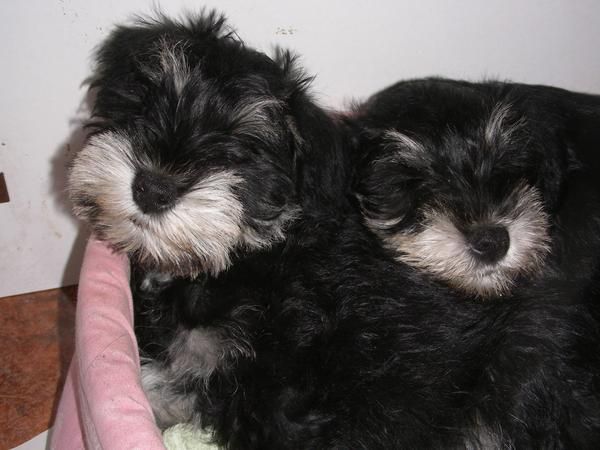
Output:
[
  {"xmin": 68, "ymin": 15, "xmax": 600, "ymax": 449},
  {"xmin": 68, "ymin": 12, "xmax": 309, "ymax": 279},
  {"xmin": 351, "ymin": 78, "xmax": 600, "ymax": 298},
  {"xmin": 66, "ymin": 10, "xmax": 359, "ymax": 447}
]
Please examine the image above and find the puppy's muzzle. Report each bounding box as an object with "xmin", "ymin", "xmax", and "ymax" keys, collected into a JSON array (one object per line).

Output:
[
  {"xmin": 466, "ymin": 224, "xmax": 510, "ymax": 263},
  {"xmin": 133, "ymin": 169, "xmax": 178, "ymax": 214}
]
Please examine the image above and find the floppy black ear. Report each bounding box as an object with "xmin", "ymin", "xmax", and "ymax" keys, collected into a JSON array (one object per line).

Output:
[
  {"xmin": 556, "ymin": 97, "xmax": 600, "ymax": 210},
  {"xmin": 565, "ymin": 98, "xmax": 600, "ymax": 174},
  {"xmin": 522, "ymin": 94, "xmax": 598, "ymax": 216},
  {"xmin": 272, "ymin": 50, "xmax": 352, "ymax": 213},
  {"xmin": 272, "ymin": 48, "xmax": 315, "ymax": 102}
]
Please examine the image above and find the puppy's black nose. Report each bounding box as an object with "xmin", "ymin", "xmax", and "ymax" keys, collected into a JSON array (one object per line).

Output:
[
  {"xmin": 467, "ymin": 224, "xmax": 510, "ymax": 263},
  {"xmin": 132, "ymin": 169, "xmax": 178, "ymax": 214}
]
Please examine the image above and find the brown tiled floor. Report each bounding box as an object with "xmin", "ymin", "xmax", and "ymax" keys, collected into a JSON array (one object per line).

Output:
[{"xmin": 0, "ymin": 286, "xmax": 76, "ymax": 449}]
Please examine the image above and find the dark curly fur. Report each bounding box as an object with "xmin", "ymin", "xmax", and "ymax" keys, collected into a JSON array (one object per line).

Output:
[
  {"xmin": 68, "ymin": 14, "xmax": 600, "ymax": 449},
  {"xmin": 133, "ymin": 217, "xmax": 600, "ymax": 449}
]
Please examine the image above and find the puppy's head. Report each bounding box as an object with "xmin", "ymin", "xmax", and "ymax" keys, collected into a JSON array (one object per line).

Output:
[
  {"xmin": 69, "ymin": 13, "xmax": 308, "ymax": 276},
  {"xmin": 354, "ymin": 80, "xmax": 568, "ymax": 297}
]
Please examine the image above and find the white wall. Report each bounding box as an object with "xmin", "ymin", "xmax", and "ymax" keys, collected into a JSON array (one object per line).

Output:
[{"xmin": 1, "ymin": 0, "xmax": 599, "ymax": 297}]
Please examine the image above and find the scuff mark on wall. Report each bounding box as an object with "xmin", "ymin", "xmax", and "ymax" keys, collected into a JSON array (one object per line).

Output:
[
  {"xmin": 58, "ymin": 0, "xmax": 80, "ymax": 24},
  {"xmin": 42, "ymin": 199, "xmax": 65, "ymax": 240},
  {"xmin": 275, "ymin": 27, "xmax": 298, "ymax": 36}
]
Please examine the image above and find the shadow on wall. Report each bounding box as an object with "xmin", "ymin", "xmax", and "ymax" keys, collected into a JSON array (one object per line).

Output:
[
  {"xmin": 50, "ymin": 86, "xmax": 97, "ymax": 289},
  {"xmin": 47, "ymin": 86, "xmax": 96, "ymax": 431}
]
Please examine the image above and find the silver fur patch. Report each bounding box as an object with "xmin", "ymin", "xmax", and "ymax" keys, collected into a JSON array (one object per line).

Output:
[
  {"xmin": 364, "ymin": 214, "xmax": 404, "ymax": 232},
  {"xmin": 231, "ymin": 96, "xmax": 284, "ymax": 142},
  {"xmin": 139, "ymin": 39, "xmax": 191, "ymax": 95},
  {"xmin": 374, "ymin": 184, "xmax": 551, "ymax": 297},
  {"xmin": 242, "ymin": 206, "xmax": 301, "ymax": 250},
  {"xmin": 140, "ymin": 360, "xmax": 198, "ymax": 429},
  {"xmin": 158, "ymin": 41, "xmax": 191, "ymax": 95},
  {"xmin": 139, "ymin": 271, "xmax": 173, "ymax": 292},
  {"xmin": 484, "ymin": 103, "xmax": 526, "ymax": 148},
  {"xmin": 68, "ymin": 132, "xmax": 247, "ymax": 276},
  {"xmin": 462, "ymin": 414, "xmax": 513, "ymax": 450},
  {"xmin": 381, "ymin": 129, "xmax": 430, "ymax": 167},
  {"xmin": 140, "ymin": 323, "xmax": 255, "ymax": 429}
]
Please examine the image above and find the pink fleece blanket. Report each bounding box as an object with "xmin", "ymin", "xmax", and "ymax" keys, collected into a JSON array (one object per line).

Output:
[{"xmin": 50, "ymin": 237, "xmax": 166, "ymax": 449}]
